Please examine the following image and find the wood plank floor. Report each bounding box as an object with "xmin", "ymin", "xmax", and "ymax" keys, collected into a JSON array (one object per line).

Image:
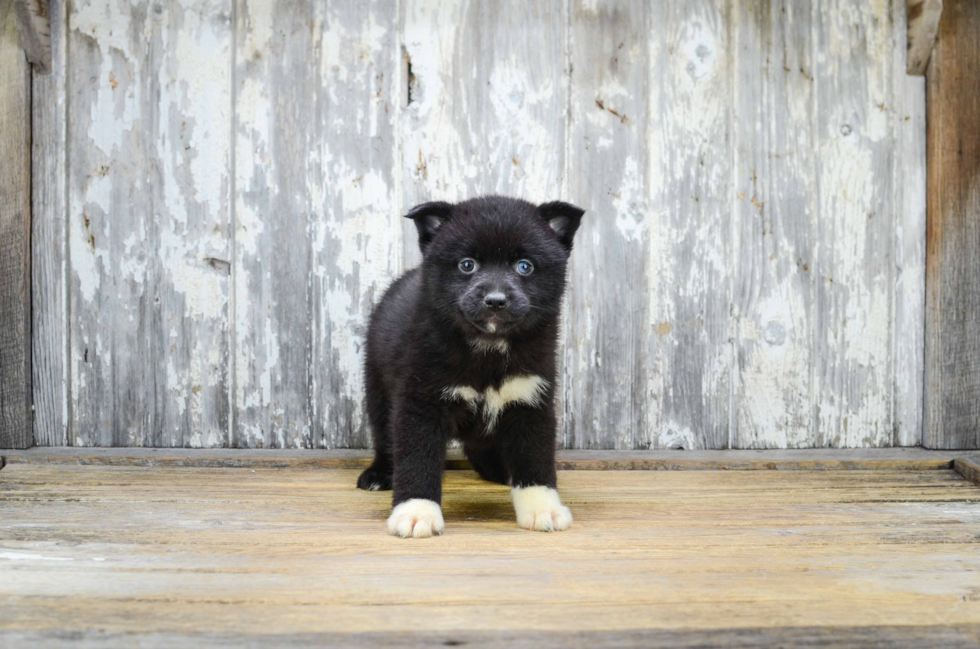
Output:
[{"xmin": 2, "ymin": 463, "xmax": 980, "ymax": 646}]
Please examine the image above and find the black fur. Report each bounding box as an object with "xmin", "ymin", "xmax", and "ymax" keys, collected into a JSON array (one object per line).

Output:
[{"xmin": 357, "ymin": 196, "xmax": 585, "ymax": 509}]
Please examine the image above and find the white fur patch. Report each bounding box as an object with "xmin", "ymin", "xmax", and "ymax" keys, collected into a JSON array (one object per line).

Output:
[
  {"xmin": 441, "ymin": 375, "xmax": 549, "ymax": 430},
  {"xmin": 468, "ymin": 337, "xmax": 509, "ymax": 354},
  {"xmin": 483, "ymin": 375, "xmax": 549, "ymax": 427},
  {"xmin": 442, "ymin": 385, "xmax": 481, "ymax": 411},
  {"xmin": 387, "ymin": 499, "xmax": 445, "ymax": 538},
  {"xmin": 511, "ymin": 486, "xmax": 572, "ymax": 532}
]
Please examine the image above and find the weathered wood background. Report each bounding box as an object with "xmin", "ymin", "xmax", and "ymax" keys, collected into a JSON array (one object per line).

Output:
[{"xmin": 31, "ymin": 0, "xmax": 927, "ymax": 449}]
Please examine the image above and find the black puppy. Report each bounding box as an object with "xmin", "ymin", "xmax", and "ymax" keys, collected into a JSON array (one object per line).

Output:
[{"xmin": 357, "ymin": 195, "xmax": 585, "ymax": 538}]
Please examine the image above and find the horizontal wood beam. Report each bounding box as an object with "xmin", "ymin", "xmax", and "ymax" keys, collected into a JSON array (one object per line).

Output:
[
  {"xmin": 0, "ymin": 447, "xmax": 966, "ymax": 472},
  {"xmin": 0, "ymin": 0, "xmax": 33, "ymax": 449},
  {"xmin": 12, "ymin": 0, "xmax": 49, "ymax": 74},
  {"xmin": 924, "ymin": 0, "xmax": 980, "ymax": 449},
  {"xmin": 907, "ymin": 0, "xmax": 943, "ymax": 75}
]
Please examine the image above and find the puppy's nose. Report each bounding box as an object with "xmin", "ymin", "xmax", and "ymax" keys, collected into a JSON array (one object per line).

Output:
[{"xmin": 483, "ymin": 292, "xmax": 507, "ymax": 311}]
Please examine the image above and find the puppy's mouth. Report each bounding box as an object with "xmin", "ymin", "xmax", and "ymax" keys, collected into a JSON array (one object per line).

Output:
[
  {"xmin": 482, "ymin": 316, "xmax": 505, "ymax": 334},
  {"xmin": 467, "ymin": 313, "xmax": 517, "ymax": 335}
]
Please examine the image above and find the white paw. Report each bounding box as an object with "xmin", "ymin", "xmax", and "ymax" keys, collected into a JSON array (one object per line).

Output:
[
  {"xmin": 511, "ymin": 486, "xmax": 572, "ymax": 532},
  {"xmin": 387, "ymin": 499, "xmax": 445, "ymax": 538}
]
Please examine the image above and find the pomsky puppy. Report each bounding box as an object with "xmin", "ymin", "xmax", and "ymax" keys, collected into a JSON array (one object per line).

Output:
[{"xmin": 357, "ymin": 195, "xmax": 585, "ymax": 538}]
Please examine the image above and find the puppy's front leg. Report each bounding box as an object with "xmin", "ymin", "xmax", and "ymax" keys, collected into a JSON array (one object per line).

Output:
[
  {"xmin": 497, "ymin": 407, "xmax": 572, "ymax": 532},
  {"xmin": 388, "ymin": 399, "xmax": 448, "ymax": 538}
]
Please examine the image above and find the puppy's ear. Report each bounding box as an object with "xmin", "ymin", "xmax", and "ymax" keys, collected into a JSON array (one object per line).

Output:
[
  {"xmin": 405, "ymin": 201, "xmax": 454, "ymax": 254},
  {"xmin": 537, "ymin": 201, "xmax": 585, "ymax": 251}
]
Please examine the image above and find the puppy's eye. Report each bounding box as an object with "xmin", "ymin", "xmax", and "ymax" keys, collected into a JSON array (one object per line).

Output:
[
  {"xmin": 458, "ymin": 258, "xmax": 478, "ymax": 274},
  {"xmin": 515, "ymin": 259, "xmax": 534, "ymax": 276}
]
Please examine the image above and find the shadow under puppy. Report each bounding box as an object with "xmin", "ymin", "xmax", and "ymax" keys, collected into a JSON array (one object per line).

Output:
[{"xmin": 357, "ymin": 196, "xmax": 585, "ymax": 538}]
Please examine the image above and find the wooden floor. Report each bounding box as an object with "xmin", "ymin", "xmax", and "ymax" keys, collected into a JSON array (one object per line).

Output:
[{"xmin": 2, "ymin": 458, "xmax": 980, "ymax": 646}]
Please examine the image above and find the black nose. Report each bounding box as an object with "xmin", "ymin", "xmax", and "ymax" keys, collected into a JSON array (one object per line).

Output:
[{"xmin": 483, "ymin": 292, "xmax": 507, "ymax": 311}]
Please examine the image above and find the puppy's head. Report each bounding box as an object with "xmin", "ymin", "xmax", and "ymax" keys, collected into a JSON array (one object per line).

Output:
[{"xmin": 406, "ymin": 196, "xmax": 585, "ymax": 339}]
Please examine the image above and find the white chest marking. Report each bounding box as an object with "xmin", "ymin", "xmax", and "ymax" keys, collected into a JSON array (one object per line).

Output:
[{"xmin": 442, "ymin": 375, "xmax": 549, "ymax": 429}]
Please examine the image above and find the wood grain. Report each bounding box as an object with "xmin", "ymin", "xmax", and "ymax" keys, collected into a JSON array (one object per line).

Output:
[
  {"xmin": 732, "ymin": 0, "xmax": 817, "ymax": 448},
  {"xmin": 67, "ymin": 0, "xmax": 233, "ymax": 447},
  {"xmin": 308, "ymin": 1, "xmax": 401, "ymax": 449},
  {"xmin": 0, "ymin": 1, "xmax": 32, "ymax": 449},
  {"xmin": 924, "ymin": 0, "xmax": 980, "ymax": 449},
  {"xmin": 565, "ymin": 0, "xmax": 732, "ymax": 450},
  {"xmin": 30, "ymin": 0, "xmax": 66, "ymax": 447},
  {"xmin": 1, "ymin": 465, "xmax": 979, "ymax": 640},
  {"xmin": 233, "ymin": 1, "xmax": 401, "ymax": 449},
  {"xmin": 563, "ymin": 0, "xmax": 653, "ymax": 449},
  {"xmin": 812, "ymin": 0, "xmax": 897, "ymax": 447},
  {"xmin": 232, "ymin": 0, "xmax": 317, "ymax": 448}
]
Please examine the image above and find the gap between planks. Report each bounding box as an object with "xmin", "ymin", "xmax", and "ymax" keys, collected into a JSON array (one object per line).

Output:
[{"xmin": 2, "ymin": 448, "xmax": 979, "ymax": 481}]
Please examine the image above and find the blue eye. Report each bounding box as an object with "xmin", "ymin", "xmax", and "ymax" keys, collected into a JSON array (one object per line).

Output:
[
  {"xmin": 515, "ymin": 259, "xmax": 534, "ymax": 275},
  {"xmin": 459, "ymin": 258, "xmax": 478, "ymax": 274}
]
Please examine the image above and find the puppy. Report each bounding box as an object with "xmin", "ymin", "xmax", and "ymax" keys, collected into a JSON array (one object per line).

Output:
[{"xmin": 356, "ymin": 196, "xmax": 585, "ymax": 538}]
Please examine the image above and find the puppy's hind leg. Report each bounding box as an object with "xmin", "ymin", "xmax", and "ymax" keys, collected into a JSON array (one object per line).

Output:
[
  {"xmin": 464, "ymin": 441, "xmax": 510, "ymax": 485},
  {"xmin": 357, "ymin": 367, "xmax": 393, "ymax": 491}
]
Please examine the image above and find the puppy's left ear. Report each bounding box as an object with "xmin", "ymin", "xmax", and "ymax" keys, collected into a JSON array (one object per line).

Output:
[
  {"xmin": 405, "ymin": 201, "xmax": 454, "ymax": 254},
  {"xmin": 537, "ymin": 201, "xmax": 585, "ymax": 251}
]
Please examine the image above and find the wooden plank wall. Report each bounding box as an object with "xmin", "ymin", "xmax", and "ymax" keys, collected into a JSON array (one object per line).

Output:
[{"xmin": 29, "ymin": 0, "xmax": 927, "ymax": 449}]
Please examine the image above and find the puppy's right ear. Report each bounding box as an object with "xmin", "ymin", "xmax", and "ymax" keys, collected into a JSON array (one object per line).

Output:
[
  {"xmin": 537, "ymin": 201, "xmax": 585, "ymax": 251},
  {"xmin": 405, "ymin": 201, "xmax": 454, "ymax": 254}
]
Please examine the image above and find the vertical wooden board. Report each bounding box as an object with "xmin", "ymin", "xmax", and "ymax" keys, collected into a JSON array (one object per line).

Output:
[
  {"xmin": 563, "ymin": 0, "xmax": 651, "ymax": 449},
  {"xmin": 400, "ymin": 0, "xmax": 569, "ymax": 445},
  {"xmin": 651, "ymin": 0, "xmax": 733, "ymax": 450},
  {"xmin": 565, "ymin": 0, "xmax": 733, "ymax": 449},
  {"xmin": 924, "ymin": 0, "xmax": 980, "ymax": 449},
  {"xmin": 0, "ymin": 1, "xmax": 32, "ymax": 449},
  {"xmin": 400, "ymin": 0, "xmax": 568, "ymax": 267},
  {"xmin": 31, "ymin": 0, "xmax": 67, "ymax": 446},
  {"xmin": 234, "ymin": 1, "xmax": 401, "ymax": 449},
  {"xmin": 812, "ymin": 0, "xmax": 896, "ymax": 447},
  {"xmin": 68, "ymin": 0, "xmax": 232, "ymax": 447},
  {"xmin": 891, "ymin": 0, "xmax": 926, "ymax": 446},
  {"xmin": 233, "ymin": 1, "xmax": 316, "ymax": 448},
  {"xmin": 308, "ymin": 2, "xmax": 401, "ymax": 448},
  {"xmin": 732, "ymin": 0, "xmax": 817, "ymax": 448}
]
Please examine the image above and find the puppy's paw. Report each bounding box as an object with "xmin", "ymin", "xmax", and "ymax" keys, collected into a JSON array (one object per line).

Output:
[
  {"xmin": 387, "ymin": 499, "xmax": 445, "ymax": 538},
  {"xmin": 357, "ymin": 464, "xmax": 392, "ymax": 491},
  {"xmin": 511, "ymin": 486, "xmax": 573, "ymax": 532}
]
